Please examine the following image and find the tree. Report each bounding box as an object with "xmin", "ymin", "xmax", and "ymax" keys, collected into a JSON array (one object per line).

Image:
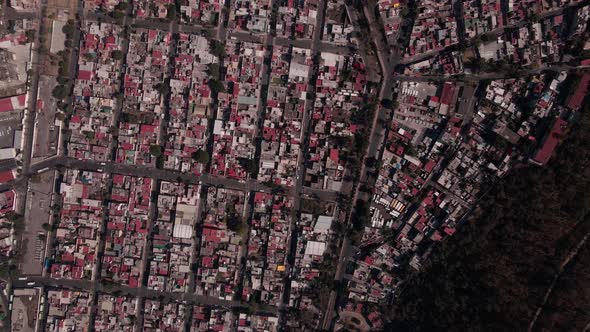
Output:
[
  {"xmin": 62, "ymin": 23, "xmax": 75, "ymax": 37},
  {"xmin": 166, "ymin": 4, "xmax": 177, "ymax": 20},
  {"xmin": 192, "ymin": 149, "xmax": 210, "ymax": 164},
  {"xmin": 380, "ymin": 98, "xmax": 395, "ymax": 109},
  {"xmin": 401, "ymin": 7, "xmax": 410, "ymax": 17},
  {"xmin": 58, "ymin": 60, "xmax": 69, "ymax": 77},
  {"xmin": 207, "ymin": 63, "xmax": 220, "ymax": 80},
  {"xmin": 364, "ymin": 156, "xmax": 377, "ymax": 167},
  {"xmin": 83, "ymin": 52, "xmax": 97, "ymax": 61},
  {"xmin": 52, "ymin": 85, "xmax": 68, "ymax": 100},
  {"xmin": 210, "ymin": 40, "xmax": 226, "ymax": 59},
  {"xmin": 112, "ymin": 10, "xmax": 125, "ymax": 21},
  {"xmin": 149, "ymin": 145, "xmax": 162, "ymax": 157},
  {"xmin": 238, "ymin": 158, "xmax": 258, "ymax": 177},
  {"xmin": 25, "ymin": 29, "xmax": 36, "ymax": 43},
  {"xmin": 55, "ymin": 112, "xmax": 66, "ymax": 121},
  {"xmin": 209, "ymin": 12, "xmax": 219, "ymax": 26},
  {"xmin": 57, "ymin": 75, "xmax": 69, "ymax": 85},
  {"xmin": 114, "ymin": 2, "xmax": 129, "ymax": 11},
  {"xmin": 111, "ymin": 50, "xmax": 124, "ymax": 60},
  {"xmin": 42, "ymin": 223, "xmax": 52, "ymax": 232},
  {"xmin": 226, "ymin": 214, "xmax": 244, "ymax": 233},
  {"xmin": 208, "ymin": 79, "xmax": 225, "ymax": 94},
  {"xmin": 154, "ymin": 81, "xmax": 170, "ymax": 95}
]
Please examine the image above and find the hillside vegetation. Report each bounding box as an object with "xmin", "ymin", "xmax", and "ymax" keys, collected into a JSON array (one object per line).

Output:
[{"xmin": 386, "ymin": 109, "xmax": 590, "ymax": 331}]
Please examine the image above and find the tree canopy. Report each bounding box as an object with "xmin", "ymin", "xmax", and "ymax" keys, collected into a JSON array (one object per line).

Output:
[
  {"xmin": 192, "ymin": 149, "xmax": 210, "ymax": 164},
  {"xmin": 149, "ymin": 145, "xmax": 162, "ymax": 157}
]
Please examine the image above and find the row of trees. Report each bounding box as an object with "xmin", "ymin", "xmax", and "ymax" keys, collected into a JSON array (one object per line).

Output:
[{"xmin": 51, "ymin": 20, "xmax": 77, "ymax": 100}]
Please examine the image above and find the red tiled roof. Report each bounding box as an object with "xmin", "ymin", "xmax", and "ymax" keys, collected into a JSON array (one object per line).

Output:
[
  {"xmin": 0, "ymin": 95, "xmax": 25, "ymax": 112},
  {"xmin": 440, "ymin": 83, "xmax": 455, "ymax": 105},
  {"xmin": 533, "ymin": 118, "xmax": 567, "ymax": 165},
  {"xmin": 329, "ymin": 148, "xmax": 339, "ymax": 162},
  {"xmin": 78, "ymin": 70, "xmax": 93, "ymax": 81},
  {"xmin": 0, "ymin": 170, "xmax": 14, "ymax": 184},
  {"xmin": 567, "ymin": 73, "xmax": 590, "ymax": 111},
  {"xmin": 0, "ymin": 99, "xmax": 12, "ymax": 113}
]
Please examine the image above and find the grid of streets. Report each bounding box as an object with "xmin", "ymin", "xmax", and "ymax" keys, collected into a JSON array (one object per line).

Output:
[{"xmin": 0, "ymin": 0, "xmax": 589, "ymax": 331}]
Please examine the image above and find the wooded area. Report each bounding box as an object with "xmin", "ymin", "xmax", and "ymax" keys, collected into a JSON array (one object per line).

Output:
[{"xmin": 386, "ymin": 108, "xmax": 590, "ymax": 331}]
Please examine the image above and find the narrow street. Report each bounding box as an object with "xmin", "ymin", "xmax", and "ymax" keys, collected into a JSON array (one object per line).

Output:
[{"xmin": 281, "ymin": 0, "xmax": 328, "ymax": 323}]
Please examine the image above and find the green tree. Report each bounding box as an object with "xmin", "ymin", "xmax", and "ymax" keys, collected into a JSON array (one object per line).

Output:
[
  {"xmin": 166, "ymin": 4, "xmax": 177, "ymax": 20},
  {"xmin": 25, "ymin": 29, "xmax": 36, "ymax": 43},
  {"xmin": 112, "ymin": 10, "xmax": 125, "ymax": 21},
  {"xmin": 114, "ymin": 2, "xmax": 128, "ymax": 11},
  {"xmin": 208, "ymin": 79, "xmax": 225, "ymax": 94},
  {"xmin": 380, "ymin": 98, "xmax": 396, "ymax": 109},
  {"xmin": 149, "ymin": 145, "xmax": 162, "ymax": 157},
  {"xmin": 238, "ymin": 158, "xmax": 258, "ymax": 177},
  {"xmin": 154, "ymin": 81, "xmax": 170, "ymax": 95},
  {"xmin": 52, "ymin": 85, "xmax": 68, "ymax": 100},
  {"xmin": 192, "ymin": 149, "xmax": 210, "ymax": 164},
  {"xmin": 210, "ymin": 40, "xmax": 226, "ymax": 58},
  {"xmin": 62, "ymin": 23, "xmax": 75, "ymax": 37},
  {"xmin": 111, "ymin": 50, "xmax": 124, "ymax": 60},
  {"xmin": 83, "ymin": 52, "xmax": 97, "ymax": 61},
  {"xmin": 207, "ymin": 63, "xmax": 220, "ymax": 80}
]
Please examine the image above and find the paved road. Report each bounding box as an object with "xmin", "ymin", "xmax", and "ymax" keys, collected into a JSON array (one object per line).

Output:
[
  {"xmin": 281, "ymin": 0, "xmax": 328, "ymax": 324},
  {"xmin": 399, "ymin": 1, "xmax": 586, "ymax": 65},
  {"xmin": 0, "ymin": 0, "xmax": 49, "ymax": 328},
  {"xmin": 321, "ymin": 2, "xmax": 397, "ymax": 330},
  {"xmin": 11, "ymin": 276, "xmax": 281, "ymax": 313},
  {"xmin": 83, "ymin": 10, "xmax": 216, "ymax": 36},
  {"xmin": 3, "ymin": 154, "xmax": 341, "ymax": 206},
  {"xmin": 20, "ymin": 0, "xmax": 48, "ymax": 176},
  {"xmin": 215, "ymin": 0, "xmax": 228, "ymax": 41},
  {"xmin": 2, "ymin": 5, "xmax": 36, "ymax": 20},
  {"xmin": 393, "ymin": 64, "xmax": 590, "ymax": 82}
]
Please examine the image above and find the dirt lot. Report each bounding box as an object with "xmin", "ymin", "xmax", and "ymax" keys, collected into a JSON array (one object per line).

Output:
[
  {"xmin": 48, "ymin": 0, "xmax": 77, "ymax": 11},
  {"xmin": 42, "ymin": 0, "xmax": 77, "ymax": 76}
]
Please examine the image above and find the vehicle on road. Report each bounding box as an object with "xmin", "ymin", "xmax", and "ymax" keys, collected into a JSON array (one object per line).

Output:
[{"xmin": 37, "ymin": 167, "xmax": 49, "ymax": 174}]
